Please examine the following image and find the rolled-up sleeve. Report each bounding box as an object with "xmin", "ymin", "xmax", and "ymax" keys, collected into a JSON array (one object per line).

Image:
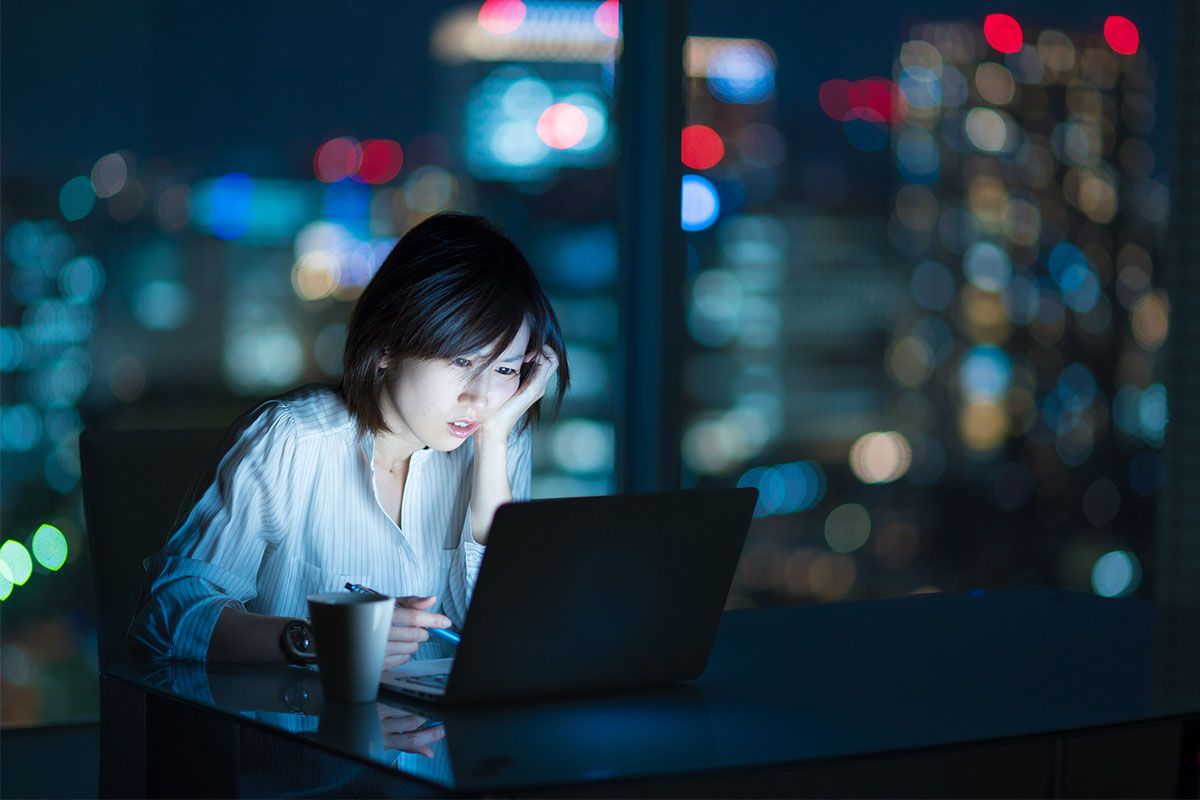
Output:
[
  {"xmin": 444, "ymin": 424, "xmax": 532, "ymax": 626},
  {"xmin": 127, "ymin": 402, "xmax": 299, "ymax": 662}
]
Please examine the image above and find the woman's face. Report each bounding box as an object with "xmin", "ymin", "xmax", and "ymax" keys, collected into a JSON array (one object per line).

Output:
[{"xmin": 379, "ymin": 319, "xmax": 534, "ymax": 452}]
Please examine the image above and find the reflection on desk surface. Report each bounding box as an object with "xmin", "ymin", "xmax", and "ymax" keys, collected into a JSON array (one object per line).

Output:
[
  {"xmin": 104, "ymin": 590, "xmax": 1200, "ymax": 791},
  {"xmin": 122, "ymin": 658, "xmax": 716, "ymax": 789}
]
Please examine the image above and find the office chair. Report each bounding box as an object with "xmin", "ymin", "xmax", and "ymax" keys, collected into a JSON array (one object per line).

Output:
[
  {"xmin": 79, "ymin": 426, "xmax": 238, "ymax": 798},
  {"xmin": 79, "ymin": 427, "xmax": 228, "ymax": 669}
]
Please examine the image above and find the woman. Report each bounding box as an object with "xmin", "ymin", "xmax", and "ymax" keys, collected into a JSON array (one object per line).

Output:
[{"xmin": 129, "ymin": 212, "xmax": 570, "ymax": 666}]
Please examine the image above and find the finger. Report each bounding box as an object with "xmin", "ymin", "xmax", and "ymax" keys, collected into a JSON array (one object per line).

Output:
[
  {"xmin": 382, "ymin": 734, "xmax": 435, "ymax": 758},
  {"xmin": 408, "ymin": 727, "xmax": 445, "ymax": 750},
  {"xmin": 380, "ymin": 714, "xmax": 428, "ymax": 735},
  {"xmin": 386, "ymin": 640, "xmax": 420, "ymax": 657},
  {"xmin": 393, "ymin": 610, "xmax": 452, "ymax": 629},
  {"xmin": 383, "ymin": 653, "xmax": 411, "ymax": 669},
  {"xmin": 395, "ymin": 595, "xmax": 437, "ymax": 609},
  {"xmin": 387, "ymin": 626, "xmax": 430, "ymax": 643}
]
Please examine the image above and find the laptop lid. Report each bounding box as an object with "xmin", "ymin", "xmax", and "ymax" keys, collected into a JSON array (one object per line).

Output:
[{"xmin": 440, "ymin": 486, "xmax": 758, "ymax": 703}]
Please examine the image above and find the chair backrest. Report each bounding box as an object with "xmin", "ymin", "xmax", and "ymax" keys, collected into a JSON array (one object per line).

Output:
[{"xmin": 79, "ymin": 428, "xmax": 228, "ymax": 668}]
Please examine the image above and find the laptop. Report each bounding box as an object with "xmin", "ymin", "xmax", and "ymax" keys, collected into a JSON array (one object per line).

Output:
[{"xmin": 380, "ymin": 487, "xmax": 758, "ymax": 704}]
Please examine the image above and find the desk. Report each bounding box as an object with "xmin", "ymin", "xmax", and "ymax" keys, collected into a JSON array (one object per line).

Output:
[{"xmin": 100, "ymin": 589, "xmax": 1199, "ymax": 797}]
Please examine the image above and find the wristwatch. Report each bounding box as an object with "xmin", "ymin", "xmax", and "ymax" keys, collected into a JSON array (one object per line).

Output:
[{"xmin": 280, "ymin": 618, "xmax": 315, "ymax": 664}]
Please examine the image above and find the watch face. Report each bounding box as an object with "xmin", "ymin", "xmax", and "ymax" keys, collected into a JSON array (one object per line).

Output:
[{"xmin": 287, "ymin": 621, "xmax": 312, "ymax": 654}]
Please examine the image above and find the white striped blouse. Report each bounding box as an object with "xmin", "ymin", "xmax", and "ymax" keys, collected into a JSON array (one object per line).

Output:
[{"xmin": 127, "ymin": 382, "xmax": 532, "ymax": 662}]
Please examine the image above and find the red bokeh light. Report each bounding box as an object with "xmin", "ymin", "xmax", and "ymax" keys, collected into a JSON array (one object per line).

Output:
[
  {"xmin": 478, "ymin": 0, "xmax": 526, "ymax": 35},
  {"xmin": 594, "ymin": 0, "xmax": 619, "ymax": 39},
  {"xmin": 537, "ymin": 104, "xmax": 589, "ymax": 149},
  {"xmin": 355, "ymin": 139, "xmax": 404, "ymax": 184},
  {"xmin": 1104, "ymin": 16, "xmax": 1139, "ymax": 55},
  {"xmin": 314, "ymin": 137, "xmax": 362, "ymax": 183},
  {"xmin": 983, "ymin": 14, "xmax": 1023, "ymax": 54},
  {"xmin": 819, "ymin": 79, "xmax": 853, "ymax": 121},
  {"xmin": 819, "ymin": 78, "xmax": 907, "ymax": 123},
  {"xmin": 681, "ymin": 125, "xmax": 725, "ymax": 170}
]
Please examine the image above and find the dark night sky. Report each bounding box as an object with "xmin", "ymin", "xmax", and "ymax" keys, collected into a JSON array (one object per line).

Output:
[{"xmin": 0, "ymin": 0, "xmax": 1173, "ymax": 181}]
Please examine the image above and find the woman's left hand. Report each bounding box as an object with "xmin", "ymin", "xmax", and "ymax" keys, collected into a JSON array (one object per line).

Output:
[{"xmin": 478, "ymin": 344, "xmax": 559, "ymax": 440}]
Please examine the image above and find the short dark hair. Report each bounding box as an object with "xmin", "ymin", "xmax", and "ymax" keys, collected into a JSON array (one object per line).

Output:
[{"xmin": 339, "ymin": 212, "xmax": 570, "ymax": 440}]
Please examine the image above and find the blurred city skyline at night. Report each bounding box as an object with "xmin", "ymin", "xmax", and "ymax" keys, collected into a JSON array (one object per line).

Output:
[{"xmin": 0, "ymin": 0, "xmax": 1175, "ymax": 727}]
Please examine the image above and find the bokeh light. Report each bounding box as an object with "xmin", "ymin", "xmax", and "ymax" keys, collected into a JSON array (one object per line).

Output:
[
  {"xmin": 108, "ymin": 354, "xmax": 146, "ymax": 403},
  {"xmin": 738, "ymin": 461, "xmax": 827, "ymax": 517},
  {"xmin": 90, "ymin": 152, "xmax": 129, "ymax": 198},
  {"xmin": 549, "ymin": 419, "xmax": 614, "ymax": 474},
  {"xmin": 58, "ymin": 256, "xmax": 105, "ymax": 304},
  {"xmin": 1103, "ymin": 16, "xmax": 1139, "ymax": 55},
  {"xmin": 354, "ymin": 139, "xmax": 404, "ymax": 184},
  {"xmin": 681, "ymin": 125, "xmax": 725, "ymax": 170},
  {"xmin": 58, "ymin": 176, "xmax": 95, "ymax": 222},
  {"xmin": 849, "ymin": 431, "xmax": 912, "ymax": 484},
  {"xmin": 1130, "ymin": 292, "xmax": 1169, "ymax": 351},
  {"xmin": 706, "ymin": 43, "xmax": 775, "ymax": 104},
  {"xmin": 200, "ymin": 172, "xmax": 253, "ymax": 239},
  {"xmin": 975, "ymin": 62, "xmax": 1016, "ymax": 105},
  {"xmin": 983, "ymin": 14, "xmax": 1023, "ymax": 54},
  {"xmin": 593, "ymin": 0, "xmax": 619, "ymax": 39},
  {"xmin": 0, "ymin": 541, "xmax": 33, "ymax": 586},
  {"xmin": 223, "ymin": 323, "xmax": 305, "ymax": 391},
  {"xmin": 536, "ymin": 103, "xmax": 589, "ymax": 149},
  {"xmin": 1091, "ymin": 550, "xmax": 1140, "ymax": 597},
  {"xmin": 681, "ymin": 175, "xmax": 720, "ymax": 232},
  {"xmin": 959, "ymin": 345, "xmax": 1012, "ymax": 400},
  {"xmin": 959, "ymin": 400, "xmax": 1008, "ymax": 451},
  {"xmin": 478, "ymin": 0, "xmax": 526, "ymax": 35},
  {"xmin": 824, "ymin": 503, "xmax": 872, "ymax": 553},
  {"xmin": 31, "ymin": 524, "xmax": 68, "ymax": 571},
  {"xmin": 291, "ymin": 251, "xmax": 339, "ymax": 301},
  {"xmin": 133, "ymin": 280, "xmax": 191, "ymax": 330},
  {"xmin": 964, "ymin": 107, "xmax": 1012, "ymax": 152},
  {"xmin": 314, "ymin": 137, "xmax": 362, "ymax": 183}
]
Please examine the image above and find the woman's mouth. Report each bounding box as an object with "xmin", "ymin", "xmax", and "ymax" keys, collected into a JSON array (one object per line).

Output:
[{"xmin": 447, "ymin": 420, "xmax": 481, "ymax": 438}]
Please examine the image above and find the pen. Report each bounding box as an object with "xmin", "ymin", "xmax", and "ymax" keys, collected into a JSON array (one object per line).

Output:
[{"xmin": 344, "ymin": 582, "xmax": 461, "ymax": 645}]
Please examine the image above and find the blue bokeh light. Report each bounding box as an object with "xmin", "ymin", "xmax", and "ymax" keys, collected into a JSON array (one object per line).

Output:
[
  {"xmin": 738, "ymin": 461, "xmax": 827, "ymax": 518},
  {"xmin": 200, "ymin": 173, "xmax": 254, "ymax": 240},
  {"xmin": 681, "ymin": 175, "xmax": 720, "ymax": 232},
  {"xmin": 959, "ymin": 345, "xmax": 1012, "ymax": 399},
  {"xmin": 1091, "ymin": 550, "xmax": 1140, "ymax": 598},
  {"xmin": 706, "ymin": 44, "xmax": 775, "ymax": 103}
]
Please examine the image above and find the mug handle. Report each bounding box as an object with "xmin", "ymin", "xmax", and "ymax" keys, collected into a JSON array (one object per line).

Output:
[{"xmin": 281, "ymin": 619, "xmax": 319, "ymax": 664}]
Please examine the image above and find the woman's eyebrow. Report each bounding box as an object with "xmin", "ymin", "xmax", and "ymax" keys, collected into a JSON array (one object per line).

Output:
[{"xmin": 472, "ymin": 352, "xmax": 523, "ymax": 362}]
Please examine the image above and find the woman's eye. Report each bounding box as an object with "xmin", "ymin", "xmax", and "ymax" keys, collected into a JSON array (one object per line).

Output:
[
  {"xmin": 453, "ymin": 358, "xmax": 470, "ymax": 368},
  {"xmin": 498, "ymin": 367, "xmax": 517, "ymax": 377}
]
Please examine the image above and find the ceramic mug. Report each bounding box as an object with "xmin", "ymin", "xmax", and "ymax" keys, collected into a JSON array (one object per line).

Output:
[{"xmin": 292, "ymin": 592, "xmax": 393, "ymax": 703}]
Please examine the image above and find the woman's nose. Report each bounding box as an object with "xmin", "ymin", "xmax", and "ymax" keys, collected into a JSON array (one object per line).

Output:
[{"xmin": 459, "ymin": 372, "xmax": 491, "ymax": 404}]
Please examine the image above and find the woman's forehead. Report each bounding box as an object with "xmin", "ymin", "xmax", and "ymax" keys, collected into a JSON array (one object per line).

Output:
[{"xmin": 473, "ymin": 320, "xmax": 531, "ymax": 356}]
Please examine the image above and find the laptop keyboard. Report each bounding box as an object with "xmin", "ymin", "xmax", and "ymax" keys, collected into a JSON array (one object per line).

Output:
[{"xmin": 406, "ymin": 673, "xmax": 450, "ymax": 689}]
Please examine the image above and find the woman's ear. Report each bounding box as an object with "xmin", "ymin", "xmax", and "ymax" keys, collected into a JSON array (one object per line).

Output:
[{"xmin": 378, "ymin": 350, "xmax": 390, "ymax": 371}]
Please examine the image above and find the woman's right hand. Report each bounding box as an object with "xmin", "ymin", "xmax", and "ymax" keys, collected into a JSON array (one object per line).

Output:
[
  {"xmin": 376, "ymin": 706, "xmax": 446, "ymax": 758},
  {"xmin": 384, "ymin": 595, "xmax": 452, "ymax": 669}
]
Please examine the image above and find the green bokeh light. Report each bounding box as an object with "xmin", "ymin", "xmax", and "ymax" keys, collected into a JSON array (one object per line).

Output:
[
  {"xmin": 32, "ymin": 524, "xmax": 68, "ymax": 571},
  {"xmin": 0, "ymin": 540, "xmax": 33, "ymax": 586},
  {"xmin": 0, "ymin": 561, "xmax": 12, "ymax": 601}
]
